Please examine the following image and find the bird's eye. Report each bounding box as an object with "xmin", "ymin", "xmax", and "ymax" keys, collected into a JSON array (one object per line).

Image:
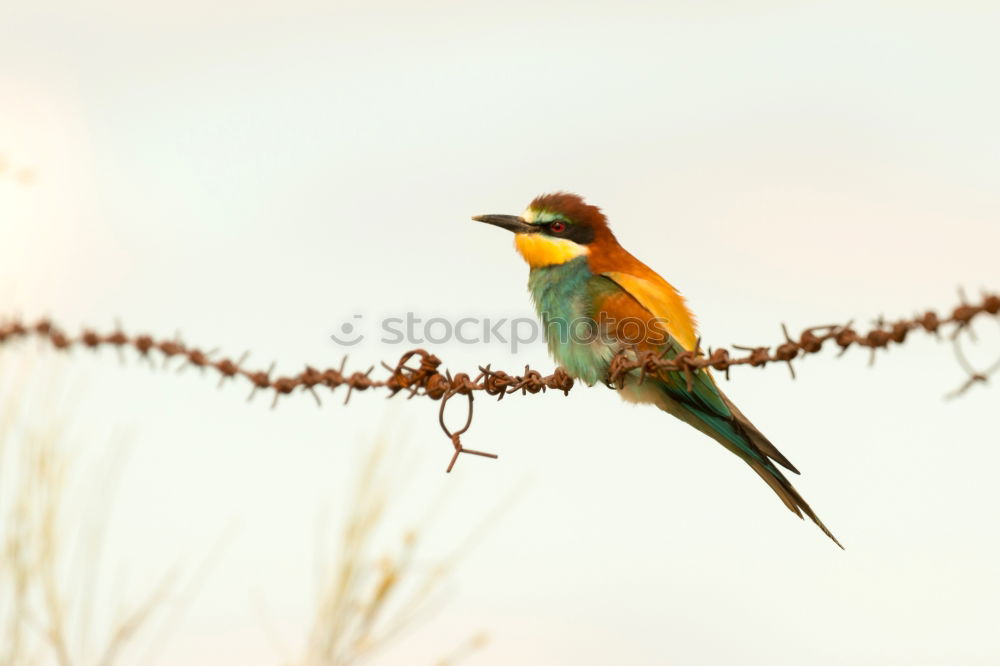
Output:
[{"xmin": 549, "ymin": 221, "xmax": 566, "ymax": 234}]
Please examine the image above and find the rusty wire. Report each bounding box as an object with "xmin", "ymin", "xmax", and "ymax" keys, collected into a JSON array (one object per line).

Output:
[{"xmin": 1, "ymin": 290, "xmax": 998, "ymax": 471}]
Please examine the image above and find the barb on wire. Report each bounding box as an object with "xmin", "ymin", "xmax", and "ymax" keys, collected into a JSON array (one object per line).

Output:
[
  {"xmin": 945, "ymin": 313, "xmax": 1000, "ymax": 400},
  {"xmin": 439, "ymin": 388, "xmax": 497, "ymax": 474},
  {"xmin": 1, "ymin": 291, "xmax": 998, "ymax": 470}
]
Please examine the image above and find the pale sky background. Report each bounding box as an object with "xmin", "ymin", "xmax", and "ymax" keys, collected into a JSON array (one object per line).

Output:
[{"xmin": 2, "ymin": 1, "xmax": 1000, "ymax": 664}]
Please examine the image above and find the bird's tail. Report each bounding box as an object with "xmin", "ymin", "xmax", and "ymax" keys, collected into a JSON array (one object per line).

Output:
[
  {"xmin": 624, "ymin": 377, "xmax": 843, "ymax": 547},
  {"xmin": 699, "ymin": 408, "xmax": 844, "ymax": 549},
  {"xmin": 647, "ymin": 386, "xmax": 843, "ymax": 548},
  {"xmin": 745, "ymin": 457, "xmax": 843, "ymax": 549}
]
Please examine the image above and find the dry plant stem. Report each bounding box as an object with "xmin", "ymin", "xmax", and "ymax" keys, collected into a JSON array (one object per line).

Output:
[
  {"xmin": 293, "ymin": 437, "xmax": 489, "ymax": 666},
  {"xmin": 1, "ymin": 291, "xmax": 997, "ymax": 470},
  {"xmin": 0, "ymin": 356, "xmax": 183, "ymax": 666}
]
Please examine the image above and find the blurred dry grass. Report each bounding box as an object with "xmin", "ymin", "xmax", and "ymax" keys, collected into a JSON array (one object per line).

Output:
[
  {"xmin": 291, "ymin": 437, "xmax": 489, "ymax": 666},
  {"xmin": 1, "ymin": 351, "xmax": 490, "ymax": 666},
  {"xmin": 0, "ymin": 353, "xmax": 174, "ymax": 666}
]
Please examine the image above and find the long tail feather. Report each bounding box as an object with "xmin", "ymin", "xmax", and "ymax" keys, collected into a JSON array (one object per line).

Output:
[
  {"xmin": 747, "ymin": 459, "xmax": 844, "ymax": 549},
  {"xmin": 621, "ymin": 377, "xmax": 842, "ymax": 547},
  {"xmin": 719, "ymin": 392, "xmax": 800, "ymax": 474}
]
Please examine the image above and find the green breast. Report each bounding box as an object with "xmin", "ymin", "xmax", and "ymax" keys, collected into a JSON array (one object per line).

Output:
[{"xmin": 527, "ymin": 257, "xmax": 615, "ymax": 385}]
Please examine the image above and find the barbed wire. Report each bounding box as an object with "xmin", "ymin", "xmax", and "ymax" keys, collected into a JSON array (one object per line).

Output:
[{"xmin": 1, "ymin": 290, "xmax": 997, "ymax": 471}]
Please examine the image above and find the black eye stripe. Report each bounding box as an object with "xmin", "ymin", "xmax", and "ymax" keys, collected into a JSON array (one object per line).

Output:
[{"xmin": 542, "ymin": 221, "xmax": 594, "ymax": 245}]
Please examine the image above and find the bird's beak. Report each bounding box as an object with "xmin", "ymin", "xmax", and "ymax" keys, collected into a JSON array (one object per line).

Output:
[{"xmin": 471, "ymin": 214, "xmax": 537, "ymax": 234}]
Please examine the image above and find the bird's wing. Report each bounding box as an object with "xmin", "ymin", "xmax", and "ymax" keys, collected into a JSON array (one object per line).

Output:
[
  {"xmin": 590, "ymin": 272, "xmax": 730, "ymax": 414},
  {"xmin": 593, "ymin": 272, "xmax": 800, "ymax": 475},
  {"xmin": 600, "ymin": 270, "xmax": 698, "ymax": 351}
]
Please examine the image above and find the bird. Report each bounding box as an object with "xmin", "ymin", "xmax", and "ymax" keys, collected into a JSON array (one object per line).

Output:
[{"xmin": 473, "ymin": 192, "xmax": 841, "ymax": 547}]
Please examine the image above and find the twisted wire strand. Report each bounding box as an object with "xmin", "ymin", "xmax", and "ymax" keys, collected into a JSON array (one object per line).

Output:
[{"xmin": 2, "ymin": 290, "xmax": 997, "ymax": 470}]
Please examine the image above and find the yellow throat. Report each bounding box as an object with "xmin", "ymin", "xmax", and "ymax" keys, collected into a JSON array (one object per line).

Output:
[{"xmin": 514, "ymin": 233, "xmax": 588, "ymax": 269}]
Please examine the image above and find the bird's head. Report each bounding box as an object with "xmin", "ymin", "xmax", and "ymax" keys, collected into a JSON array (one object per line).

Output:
[{"xmin": 473, "ymin": 192, "xmax": 614, "ymax": 268}]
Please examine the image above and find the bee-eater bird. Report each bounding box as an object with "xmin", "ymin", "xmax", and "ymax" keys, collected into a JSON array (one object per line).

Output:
[{"xmin": 473, "ymin": 192, "xmax": 841, "ymax": 547}]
